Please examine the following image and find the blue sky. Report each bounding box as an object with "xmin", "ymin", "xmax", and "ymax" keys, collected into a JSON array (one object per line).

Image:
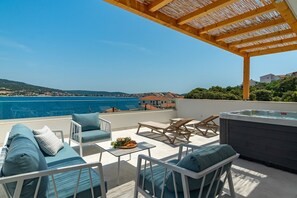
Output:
[{"xmin": 0, "ymin": 0, "xmax": 296, "ymax": 94}]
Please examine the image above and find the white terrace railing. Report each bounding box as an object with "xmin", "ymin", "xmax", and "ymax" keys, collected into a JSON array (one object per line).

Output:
[
  {"xmin": 1, "ymin": 99, "xmax": 296, "ymax": 145},
  {"xmin": 0, "ymin": 109, "xmax": 177, "ymax": 145}
]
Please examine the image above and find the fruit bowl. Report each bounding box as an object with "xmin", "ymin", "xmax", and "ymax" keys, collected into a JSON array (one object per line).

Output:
[{"xmin": 111, "ymin": 137, "xmax": 137, "ymax": 149}]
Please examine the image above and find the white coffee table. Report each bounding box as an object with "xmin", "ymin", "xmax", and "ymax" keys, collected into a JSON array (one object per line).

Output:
[{"xmin": 97, "ymin": 141, "xmax": 156, "ymax": 185}]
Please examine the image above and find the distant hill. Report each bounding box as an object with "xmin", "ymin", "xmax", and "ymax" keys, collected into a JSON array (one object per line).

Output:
[
  {"xmin": 0, "ymin": 79, "xmax": 68, "ymax": 96},
  {"xmin": 66, "ymin": 90, "xmax": 130, "ymax": 97},
  {"xmin": 0, "ymin": 78, "xmax": 183, "ymax": 98},
  {"xmin": 0, "ymin": 79, "xmax": 129, "ymax": 96},
  {"xmin": 0, "ymin": 79, "xmax": 62, "ymax": 92}
]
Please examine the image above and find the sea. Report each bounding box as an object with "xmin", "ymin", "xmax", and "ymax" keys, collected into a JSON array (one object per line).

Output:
[{"xmin": 0, "ymin": 96, "xmax": 140, "ymax": 120}]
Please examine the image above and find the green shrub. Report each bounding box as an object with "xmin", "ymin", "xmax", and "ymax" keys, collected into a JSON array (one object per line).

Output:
[
  {"xmin": 253, "ymin": 89, "xmax": 273, "ymax": 101},
  {"xmin": 282, "ymin": 91, "xmax": 297, "ymax": 102},
  {"xmin": 185, "ymin": 76, "xmax": 296, "ymax": 102}
]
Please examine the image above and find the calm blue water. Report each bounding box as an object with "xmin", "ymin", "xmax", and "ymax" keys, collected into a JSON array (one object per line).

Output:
[{"xmin": 0, "ymin": 97, "xmax": 140, "ymax": 119}]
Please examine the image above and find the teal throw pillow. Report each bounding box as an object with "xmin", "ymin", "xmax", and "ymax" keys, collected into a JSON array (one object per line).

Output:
[
  {"xmin": 7, "ymin": 124, "xmax": 39, "ymax": 148},
  {"xmin": 72, "ymin": 112, "xmax": 100, "ymax": 131},
  {"xmin": 166, "ymin": 144, "xmax": 236, "ymax": 192},
  {"xmin": 1, "ymin": 135, "xmax": 48, "ymax": 198}
]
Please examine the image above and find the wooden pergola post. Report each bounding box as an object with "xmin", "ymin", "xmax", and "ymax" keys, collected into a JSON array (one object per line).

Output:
[{"xmin": 243, "ymin": 56, "xmax": 250, "ymax": 100}]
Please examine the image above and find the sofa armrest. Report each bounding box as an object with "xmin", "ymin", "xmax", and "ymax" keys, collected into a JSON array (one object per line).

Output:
[
  {"xmin": 3, "ymin": 133, "xmax": 10, "ymax": 148},
  {"xmin": 0, "ymin": 133, "xmax": 10, "ymax": 170},
  {"xmin": 52, "ymin": 130, "xmax": 64, "ymax": 143},
  {"xmin": 0, "ymin": 161, "xmax": 107, "ymax": 198},
  {"xmin": 99, "ymin": 118, "xmax": 111, "ymax": 133}
]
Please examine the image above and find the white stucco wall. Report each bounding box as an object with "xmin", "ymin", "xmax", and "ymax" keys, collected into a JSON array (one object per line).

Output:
[
  {"xmin": 176, "ymin": 99, "xmax": 297, "ymax": 123},
  {"xmin": 0, "ymin": 110, "xmax": 177, "ymax": 145},
  {"xmin": 2, "ymin": 99, "xmax": 296, "ymax": 145}
]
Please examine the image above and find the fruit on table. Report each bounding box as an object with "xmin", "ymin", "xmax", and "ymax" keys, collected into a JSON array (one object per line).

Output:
[{"xmin": 111, "ymin": 137, "xmax": 137, "ymax": 148}]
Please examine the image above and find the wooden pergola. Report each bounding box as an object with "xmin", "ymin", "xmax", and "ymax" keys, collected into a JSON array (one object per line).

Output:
[{"xmin": 104, "ymin": 0, "xmax": 297, "ymax": 99}]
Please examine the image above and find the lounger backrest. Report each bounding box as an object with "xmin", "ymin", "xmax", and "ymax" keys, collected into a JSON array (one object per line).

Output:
[
  {"xmin": 200, "ymin": 115, "xmax": 219, "ymax": 124},
  {"xmin": 171, "ymin": 119, "xmax": 193, "ymax": 128}
]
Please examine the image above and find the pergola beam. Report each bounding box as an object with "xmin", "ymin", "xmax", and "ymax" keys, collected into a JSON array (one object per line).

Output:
[
  {"xmin": 216, "ymin": 18, "xmax": 286, "ymax": 41},
  {"xmin": 273, "ymin": 0, "xmax": 297, "ymax": 34},
  {"xmin": 239, "ymin": 36, "xmax": 297, "ymax": 52},
  {"xmin": 200, "ymin": 4, "xmax": 276, "ymax": 34},
  {"xmin": 228, "ymin": 29, "xmax": 293, "ymax": 47},
  {"xmin": 178, "ymin": 0, "xmax": 237, "ymax": 25},
  {"xmin": 149, "ymin": 0, "xmax": 174, "ymax": 12},
  {"xmin": 248, "ymin": 44, "xmax": 297, "ymax": 56},
  {"xmin": 104, "ymin": 0, "xmax": 244, "ymax": 56}
]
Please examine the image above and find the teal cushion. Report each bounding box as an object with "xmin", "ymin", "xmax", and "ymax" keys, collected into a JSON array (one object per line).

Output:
[
  {"xmin": 45, "ymin": 143, "xmax": 80, "ymax": 165},
  {"xmin": 72, "ymin": 130, "xmax": 111, "ymax": 143},
  {"xmin": 7, "ymin": 124, "xmax": 39, "ymax": 148},
  {"xmin": 166, "ymin": 144, "xmax": 236, "ymax": 192},
  {"xmin": 140, "ymin": 163, "xmax": 224, "ymax": 198},
  {"xmin": 1, "ymin": 136, "xmax": 48, "ymax": 198},
  {"xmin": 72, "ymin": 113, "xmax": 100, "ymax": 131},
  {"xmin": 47, "ymin": 157, "xmax": 107, "ymax": 198}
]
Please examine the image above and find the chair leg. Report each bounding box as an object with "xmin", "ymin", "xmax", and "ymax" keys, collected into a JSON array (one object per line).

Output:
[
  {"xmin": 133, "ymin": 188, "xmax": 138, "ymax": 198},
  {"xmin": 214, "ymin": 126, "xmax": 219, "ymax": 134},
  {"xmin": 136, "ymin": 124, "xmax": 141, "ymax": 134},
  {"xmin": 195, "ymin": 126, "xmax": 204, "ymax": 135},
  {"xmin": 79, "ymin": 143, "xmax": 83, "ymax": 157},
  {"xmin": 186, "ymin": 133, "xmax": 191, "ymax": 142},
  {"xmin": 171, "ymin": 137, "xmax": 176, "ymax": 144},
  {"xmin": 99, "ymin": 148, "xmax": 103, "ymax": 162},
  {"xmin": 228, "ymin": 171, "xmax": 236, "ymax": 198},
  {"xmin": 164, "ymin": 133, "xmax": 174, "ymax": 144},
  {"xmin": 203, "ymin": 129, "xmax": 208, "ymax": 136},
  {"xmin": 68, "ymin": 138, "xmax": 71, "ymax": 146},
  {"xmin": 171, "ymin": 132, "xmax": 178, "ymax": 144}
]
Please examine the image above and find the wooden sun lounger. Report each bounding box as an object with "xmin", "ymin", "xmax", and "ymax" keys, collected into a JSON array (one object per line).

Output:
[
  {"xmin": 171, "ymin": 115, "xmax": 219, "ymax": 136},
  {"xmin": 136, "ymin": 119, "xmax": 193, "ymax": 144},
  {"xmin": 195, "ymin": 115, "xmax": 219, "ymax": 135}
]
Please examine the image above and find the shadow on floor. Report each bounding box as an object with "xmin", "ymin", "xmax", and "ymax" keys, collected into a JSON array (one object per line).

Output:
[
  {"xmin": 195, "ymin": 130, "xmax": 219, "ymax": 138},
  {"xmin": 103, "ymin": 160, "xmax": 137, "ymax": 189},
  {"xmin": 136, "ymin": 130, "xmax": 190, "ymax": 147},
  {"xmin": 223, "ymin": 158, "xmax": 297, "ymax": 198},
  {"xmin": 71, "ymin": 144, "xmax": 102, "ymax": 156}
]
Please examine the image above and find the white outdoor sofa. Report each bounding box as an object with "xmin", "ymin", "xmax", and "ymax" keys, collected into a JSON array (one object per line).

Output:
[{"xmin": 0, "ymin": 124, "xmax": 107, "ymax": 198}]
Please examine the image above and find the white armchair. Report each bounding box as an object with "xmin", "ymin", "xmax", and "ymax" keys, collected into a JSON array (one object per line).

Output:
[
  {"xmin": 134, "ymin": 144, "xmax": 239, "ymax": 198},
  {"xmin": 69, "ymin": 113, "xmax": 112, "ymax": 156}
]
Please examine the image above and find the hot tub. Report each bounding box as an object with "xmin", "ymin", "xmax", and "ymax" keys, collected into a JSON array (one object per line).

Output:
[{"xmin": 220, "ymin": 109, "xmax": 297, "ymax": 173}]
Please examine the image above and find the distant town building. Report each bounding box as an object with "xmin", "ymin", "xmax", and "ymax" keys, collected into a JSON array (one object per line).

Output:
[
  {"xmin": 160, "ymin": 103, "xmax": 176, "ymax": 109},
  {"xmin": 140, "ymin": 96, "xmax": 170, "ymax": 106},
  {"xmin": 249, "ymin": 79, "xmax": 258, "ymax": 86},
  {"xmin": 260, "ymin": 74, "xmax": 280, "ymax": 83},
  {"xmin": 277, "ymin": 75, "xmax": 287, "ymax": 80},
  {"xmin": 287, "ymin": 71, "xmax": 297, "ymax": 77},
  {"xmin": 260, "ymin": 71, "xmax": 296, "ymax": 83},
  {"xmin": 141, "ymin": 104, "xmax": 159, "ymax": 111},
  {"xmin": 140, "ymin": 95, "xmax": 176, "ymax": 109}
]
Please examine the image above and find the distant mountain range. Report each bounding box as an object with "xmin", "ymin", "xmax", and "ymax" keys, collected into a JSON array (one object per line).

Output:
[{"xmin": 0, "ymin": 79, "xmax": 182, "ymax": 98}]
